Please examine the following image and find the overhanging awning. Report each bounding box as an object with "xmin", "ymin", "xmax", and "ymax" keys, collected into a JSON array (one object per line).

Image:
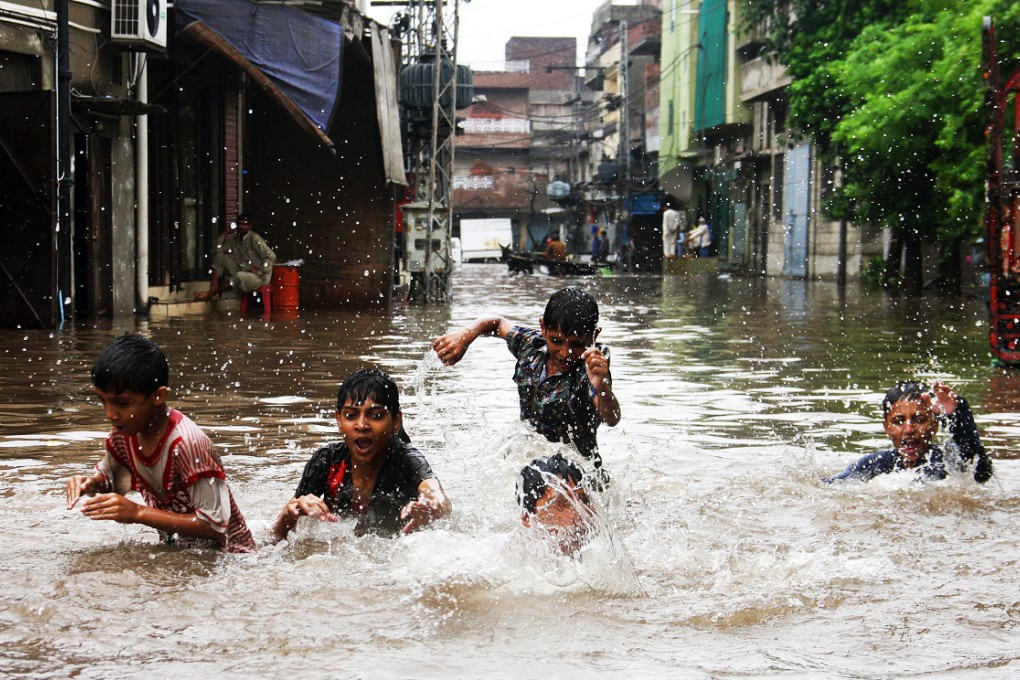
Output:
[
  {"xmin": 177, "ymin": 0, "xmax": 342, "ymax": 150},
  {"xmin": 72, "ymin": 95, "xmax": 166, "ymax": 117}
]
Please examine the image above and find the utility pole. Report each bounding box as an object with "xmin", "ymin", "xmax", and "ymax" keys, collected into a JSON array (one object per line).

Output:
[
  {"xmin": 546, "ymin": 62, "xmax": 592, "ymax": 255},
  {"xmin": 423, "ymin": 0, "xmax": 457, "ymax": 301},
  {"xmin": 619, "ymin": 20, "xmax": 631, "ymax": 190},
  {"xmin": 388, "ymin": 0, "xmax": 462, "ymax": 303},
  {"xmin": 618, "ymin": 20, "xmax": 632, "ymax": 270}
]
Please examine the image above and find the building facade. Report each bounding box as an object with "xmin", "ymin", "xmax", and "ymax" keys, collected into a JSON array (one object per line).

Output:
[
  {"xmin": 581, "ymin": 0, "xmax": 662, "ymax": 269},
  {"xmin": 452, "ymin": 37, "xmax": 582, "ymax": 253},
  {"xmin": 0, "ymin": 0, "xmax": 403, "ymax": 328},
  {"xmin": 657, "ymin": 0, "xmax": 882, "ymax": 278}
]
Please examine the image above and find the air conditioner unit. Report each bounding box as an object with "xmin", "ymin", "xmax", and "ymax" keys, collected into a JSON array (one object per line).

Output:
[{"xmin": 111, "ymin": 0, "xmax": 167, "ymax": 50}]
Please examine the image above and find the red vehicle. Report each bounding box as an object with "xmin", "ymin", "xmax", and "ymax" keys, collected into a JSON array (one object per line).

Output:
[{"xmin": 983, "ymin": 17, "xmax": 1020, "ymax": 365}]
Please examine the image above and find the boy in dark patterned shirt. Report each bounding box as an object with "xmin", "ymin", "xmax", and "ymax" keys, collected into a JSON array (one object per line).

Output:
[{"xmin": 433, "ymin": 287, "xmax": 620, "ymax": 465}]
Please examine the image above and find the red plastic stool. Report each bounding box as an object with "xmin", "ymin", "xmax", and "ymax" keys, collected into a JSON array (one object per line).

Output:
[{"xmin": 240, "ymin": 284, "xmax": 273, "ymax": 316}]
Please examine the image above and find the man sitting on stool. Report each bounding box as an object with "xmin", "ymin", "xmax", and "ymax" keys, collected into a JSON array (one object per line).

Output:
[{"xmin": 195, "ymin": 213, "xmax": 276, "ymax": 301}]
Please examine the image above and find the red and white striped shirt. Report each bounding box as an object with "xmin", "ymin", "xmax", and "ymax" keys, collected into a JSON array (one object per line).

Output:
[{"xmin": 97, "ymin": 409, "xmax": 256, "ymax": 553}]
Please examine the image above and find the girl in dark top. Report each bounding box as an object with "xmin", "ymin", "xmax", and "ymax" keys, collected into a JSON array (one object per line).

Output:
[
  {"xmin": 273, "ymin": 369, "xmax": 451, "ymax": 539},
  {"xmin": 826, "ymin": 381, "xmax": 993, "ymax": 484}
]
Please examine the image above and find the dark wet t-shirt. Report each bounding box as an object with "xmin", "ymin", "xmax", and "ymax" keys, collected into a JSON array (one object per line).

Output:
[
  {"xmin": 825, "ymin": 399, "xmax": 993, "ymax": 484},
  {"xmin": 506, "ymin": 325, "xmax": 606, "ymax": 462},
  {"xmin": 295, "ymin": 440, "xmax": 434, "ymax": 534}
]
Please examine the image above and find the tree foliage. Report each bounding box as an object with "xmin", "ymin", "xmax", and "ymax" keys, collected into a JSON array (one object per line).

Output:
[
  {"xmin": 741, "ymin": 0, "xmax": 1020, "ymax": 263},
  {"xmin": 740, "ymin": 0, "xmax": 908, "ymax": 153}
]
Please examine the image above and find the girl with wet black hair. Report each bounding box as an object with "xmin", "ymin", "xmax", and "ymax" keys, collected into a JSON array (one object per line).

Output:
[{"xmin": 273, "ymin": 368, "xmax": 451, "ymax": 539}]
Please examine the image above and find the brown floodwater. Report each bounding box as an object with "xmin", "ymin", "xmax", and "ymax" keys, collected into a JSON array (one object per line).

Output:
[{"xmin": 1, "ymin": 264, "xmax": 1018, "ymax": 677}]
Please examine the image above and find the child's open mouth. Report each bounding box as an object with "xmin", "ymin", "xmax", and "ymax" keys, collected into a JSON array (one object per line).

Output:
[
  {"xmin": 899, "ymin": 440, "xmax": 923, "ymax": 458},
  {"xmin": 353, "ymin": 437, "xmax": 374, "ymax": 453}
]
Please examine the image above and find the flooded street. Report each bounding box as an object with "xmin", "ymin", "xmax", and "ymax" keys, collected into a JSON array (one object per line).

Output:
[{"xmin": 2, "ymin": 264, "xmax": 1019, "ymax": 677}]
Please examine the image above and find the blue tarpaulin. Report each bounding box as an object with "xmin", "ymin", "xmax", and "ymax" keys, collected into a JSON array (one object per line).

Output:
[
  {"xmin": 177, "ymin": 0, "xmax": 342, "ymax": 134},
  {"xmin": 629, "ymin": 193, "xmax": 661, "ymax": 215}
]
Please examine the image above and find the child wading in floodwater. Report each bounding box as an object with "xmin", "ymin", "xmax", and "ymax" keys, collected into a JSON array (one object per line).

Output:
[
  {"xmin": 518, "ymin": 454, "xmax": 595, "ymax": 555},
  {"xmin": 433, "ymin": 287, "xmax": 620, "ymax": 467},
  {"xmin": 65, "ymin": 334, "xmax": 256, "ymax": 552},
  {"xmin": 272, "ymin": 368, "xmax": 452, "ymax": 539},
  {"xmin": 826, "ymin": 380, "xmax": 993, "ymax": 484}
]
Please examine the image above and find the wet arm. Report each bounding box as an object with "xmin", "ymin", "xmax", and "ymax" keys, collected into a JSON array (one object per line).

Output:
[
  {"xmin": 401, "ymin": 478, "xmax": 452, "ymax": 534},
  {"xmin": 80, "ymin": 493, "xmax": 222, "ymax": 541},
  {"xmin": 825, "ymin": 461, "xmax": 863, "ymax": 484},
  {"xmin": 65, "ymin": 470, "xmax": 109, "ymax": 509},
  {"xmin": 433, "ymin": 315, "xmax": 514, "ymax": 365},
  {"xmin": 271, "ymin": 494, "xmax": 335, "ymax": 542},
  {"xmin": 946, "ymin": 398, "xmax": 993, "ymax": 483},
  {"xmin": 593, "ymin": 379, "xmax": 621, "ymax": 426},
  {"xmin": 824, "ymin": 451, "xmax": 893, "ymax": 484},
  {"xmin": 583, "ymin": 347, "xmax": 620, "ymax": 426}
]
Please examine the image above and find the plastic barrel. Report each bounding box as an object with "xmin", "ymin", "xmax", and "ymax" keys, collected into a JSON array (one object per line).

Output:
[{"xmin": 271, "ymin": 265, "xmax": 299, "ymax": 309}]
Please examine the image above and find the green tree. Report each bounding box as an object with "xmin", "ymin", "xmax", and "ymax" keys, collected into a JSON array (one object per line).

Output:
[
  {"xmin": 740, "ymin": 0, "xmax": 908, "ymax": 153},
  {"xmin": 742, "ymin": 0, "xmax": 1020, "ymax": 292}
]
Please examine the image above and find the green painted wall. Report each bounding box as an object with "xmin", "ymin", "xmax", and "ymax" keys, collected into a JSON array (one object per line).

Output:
[
  {"xmin": 694, "ymin": 0, "xmax": 726, "ymax": 132},
  {"xmin": 657, "ymin": 0, "xmax": 701, "ymax": 179}
]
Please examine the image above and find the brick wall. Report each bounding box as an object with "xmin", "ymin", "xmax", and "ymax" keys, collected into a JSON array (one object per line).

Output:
[{"xmin": 505, "ymin": 37, "xmax": 576, "ymax": 90}]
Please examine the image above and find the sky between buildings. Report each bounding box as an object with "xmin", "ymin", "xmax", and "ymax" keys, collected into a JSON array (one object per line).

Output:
[{"xmin": 367, "ymin": 0, "xmax": 614, "ymax": 70}]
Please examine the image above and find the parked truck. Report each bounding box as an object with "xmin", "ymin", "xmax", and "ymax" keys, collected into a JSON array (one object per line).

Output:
[{"xmin": 459, "ymin": 218, "xmax": 513, "ymax": 262}]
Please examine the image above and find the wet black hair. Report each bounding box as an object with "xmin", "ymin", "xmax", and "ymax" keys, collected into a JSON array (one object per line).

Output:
[
  {"xmin": 236, "ymin": 213, "xmax": 251, "ymax": 222},
  {"xmin": 517, "ymin": 454, "xmax": 586, "ymax": 514},
  {"xmin": 882, "ymin": 381, "xmax": 931, "ymax": 418},
  {"xmin": 543, "ymin": 287, "xmax": 599, "ymax": 337},
  {"xmin": 336, "ymin": 368, "xmax": 401, "ymax": 415},
  {"xmin": 91, "ymin": 333, "xmax": 169, "ymax": 396}
]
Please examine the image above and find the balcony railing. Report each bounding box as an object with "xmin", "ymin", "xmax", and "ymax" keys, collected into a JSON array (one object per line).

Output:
[
  {"xmin": 461, "ymin": 118, "xmax": 531, "ymax": 134},
  {"xmin": 740, "ymin": 57, "xmax": 791, "ymax": 102},
  {"xmin": 453, "ymin": 175, "xmax": 494, "ymax": 190}
]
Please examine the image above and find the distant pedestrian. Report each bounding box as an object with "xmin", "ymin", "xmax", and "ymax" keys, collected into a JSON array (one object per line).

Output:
[
  {"xmin": 545, "ymin": 232, "xmax": 567, "ymax": 261},
  {"xmin": 592, "ymin": 229, "xmax": 609, "ymax": 263},
  {"xmin": 686, "ymin": 217, "xmax": 712, "ymax": 257},
  {"xmin": 662, "ymin": 205, "xmax": 685, "ymax": 260}
]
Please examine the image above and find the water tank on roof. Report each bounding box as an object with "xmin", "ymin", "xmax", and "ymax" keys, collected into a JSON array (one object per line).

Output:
[
  {"xmin": 400, "ymin": 59, "xmax": 474, "ymax": 110},
  {"xmin": 547, "ymin": 180, "xmax": 571, "ymax": 199}
]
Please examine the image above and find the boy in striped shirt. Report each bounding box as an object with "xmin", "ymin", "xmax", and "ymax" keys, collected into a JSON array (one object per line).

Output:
[{"xmin": 65, "ymin": 334, "xmax": 255, "ymax": 552}]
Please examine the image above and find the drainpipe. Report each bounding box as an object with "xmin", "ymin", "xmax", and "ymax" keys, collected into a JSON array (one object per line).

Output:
[
  {"xmin": 135, "ymin": 54, "xmax": 149, "ymax": 311},
  {"xmin": 55, "ymin": 0, "xmax": 73, "ymax": 325}
]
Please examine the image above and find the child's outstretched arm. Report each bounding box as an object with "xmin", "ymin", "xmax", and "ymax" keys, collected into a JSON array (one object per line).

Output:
[
  {"xmin": 78, "ymin": 493, "xmax": 224, "ymax": 540},
  {"xmin": 65, "ymin": 471, "xmax": 109, "ymax": 510},
  {"xmin": 582, "ymin": 346, "xmax": 621, "ymax": 426},
  {"xmin": 272, "ymin": 494, "xmax": 337, "ymax": 541},
  {"xmin": 433, "ymin": 316, "xmax": 514, "ymax": 365},
  {"xmin": 930, "ymin": 381, "xmax": 992, "ymax": 483},
  {"xmin": 400, "ymin": 477, "xmax": 452, "ymax": 534}
]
